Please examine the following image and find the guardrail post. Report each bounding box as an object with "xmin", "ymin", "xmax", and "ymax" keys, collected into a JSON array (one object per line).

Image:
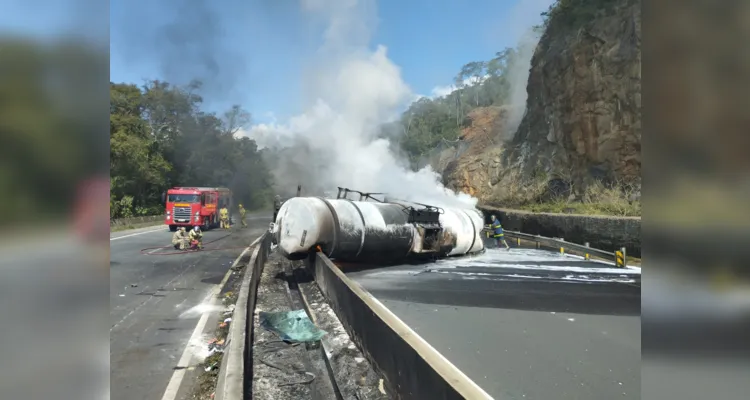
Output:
[
  {"xmin": 615, "ymin": 248, "xmax": 625, "ymax": 268},
  {"xmin": 584, "ymin": 242, "xmax": 590, "ymax": 260},
  {"xmin": 621, "ymin": 247, "xmax": 627, "ymax": 268}
]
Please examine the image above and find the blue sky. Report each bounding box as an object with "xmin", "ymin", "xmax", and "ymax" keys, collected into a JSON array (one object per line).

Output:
[{"xmin": 5, "ymin": 0, "xmax": 551, "ymax": 125}]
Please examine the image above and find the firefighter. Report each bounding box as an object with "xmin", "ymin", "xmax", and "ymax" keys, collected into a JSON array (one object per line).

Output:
[
  {"xmin": 171, "ymin": 227, "xmax": 188, "ymax": 250},
  {"xmin": 189, "ymin": 226, "xmax": 203, "ymax": 249},
  {"xmin": 273, "ymin": 195, "xmax": 282, "ymax": 222},
  {"xmin": 238, "ymin": 203, "xmax": 247, "ymax": 228},
  {"xmin": 220, "ymin": 205, "xmax": 230, "ymax": 229},
  {"xmin": 488, "ymin": 214, "xmax": 510, "ymax": 250}
]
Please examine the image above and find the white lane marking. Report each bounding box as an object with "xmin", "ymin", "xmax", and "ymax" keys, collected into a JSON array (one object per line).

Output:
[
  {"xmin": 159, "ymin": 245, "xmax": 251, "ymax": 400},
  {"xmin": 110, "ymin": 227, "xmax": 166, "ymax": 241},
  {"xmin": 110, "ymin": 298, "xmax": 152, "ymax": 333},
  {"xmin": 160, "ymin": 290, "xmax": 215, "ymax": 400},
  {"xmin": 249, "ymin": 233, "xmax": 265, "ymax": 248}
]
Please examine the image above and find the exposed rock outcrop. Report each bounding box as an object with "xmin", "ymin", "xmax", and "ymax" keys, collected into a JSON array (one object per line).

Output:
[
  {"xmin": 507, "ymin": 0, "xmax": 641, "ymax": 194},
  {"xmin": 439, "ymin": 0, "xmax": 641, "ymax": 205}
]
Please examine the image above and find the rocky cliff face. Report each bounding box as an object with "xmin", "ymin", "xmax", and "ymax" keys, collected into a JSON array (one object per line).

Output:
[
  {"xmin": 507, "ymin": 0, "xmax": 641, "ymax": 195},
  {"xmin": 440, "ymin": 0, "xmax": 641, "ymax": 205}
]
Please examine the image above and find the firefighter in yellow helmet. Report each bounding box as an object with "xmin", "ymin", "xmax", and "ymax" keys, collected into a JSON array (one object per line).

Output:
[
  {"xmin": 189, "ymin": 226, "xmax": 203, "ymax": 249},
  {"xmin": 219, "ymin": 205, "xmax": 230, "ymax": 229},
  {"xmin": 238, "ymin": 203, "xmax": 247, "ymax": 228}
]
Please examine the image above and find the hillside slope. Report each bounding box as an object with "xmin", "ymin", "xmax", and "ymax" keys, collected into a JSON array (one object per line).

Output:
[{"xmin": 438, "ymin": 0, "xmax": 641, "ymax": 211}]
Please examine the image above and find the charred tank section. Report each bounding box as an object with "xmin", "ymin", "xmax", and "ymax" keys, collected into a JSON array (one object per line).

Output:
[{"xmin": 272, "ymin": 187, "xmax": 485, "ymax": 263}]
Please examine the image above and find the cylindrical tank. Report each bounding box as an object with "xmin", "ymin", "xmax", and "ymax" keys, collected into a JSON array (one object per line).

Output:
[{"xmin": 273, "ymin": 197, "xmax": 485, "ymax": 263}]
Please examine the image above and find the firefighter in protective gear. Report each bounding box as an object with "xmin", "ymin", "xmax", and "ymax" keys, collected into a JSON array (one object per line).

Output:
[
  {"xmin": 189, "ymin": 226, "xmax": 203, "ymax": 249},
  {"xmin": 238, "ymin": 204, "xmax": 247, "ymax": 228},
  {"xmin": 488, "ymin": 214, "xmax": 510, "ymax": 250},
  {"xmin": 220, "ymin": 206, "xmax": 230, "ymax": 229},
  {"xmin": 172, "ymin": 227, "xmax": 189, "ymax": 250}
]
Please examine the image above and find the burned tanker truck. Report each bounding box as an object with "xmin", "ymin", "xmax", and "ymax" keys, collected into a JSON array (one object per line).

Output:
[{"xmin": 272, "ymin": 187, "xmax": 485, "ymax": 264}]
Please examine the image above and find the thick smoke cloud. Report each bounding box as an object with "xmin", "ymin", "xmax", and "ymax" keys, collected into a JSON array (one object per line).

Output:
[{"xmin": 245, "ymin": 0, "xmax": 477, "ymax": 209}]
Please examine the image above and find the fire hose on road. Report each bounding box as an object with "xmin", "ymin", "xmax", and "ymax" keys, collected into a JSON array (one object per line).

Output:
[{"xmin": 139, "ymin": 232, "xmax": 249, "ymax": 255}]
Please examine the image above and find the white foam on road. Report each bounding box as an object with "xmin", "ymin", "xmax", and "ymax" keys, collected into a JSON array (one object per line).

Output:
[
  {"xmin": 433, "ymin": 248, "xmax": 641, "ymax": 275},
  {"xmin": 178, "ymin": 304, "xmax": 226, "ymax": 319},
  {"xmin": 432, "ymin": 270, "xmax": 638, "ymax": 284}
]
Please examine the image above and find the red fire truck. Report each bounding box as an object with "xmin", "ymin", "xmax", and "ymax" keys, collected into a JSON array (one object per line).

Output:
[{"xmin": 163, "ymin": 187, "xmax": 232, "ymax": 231}]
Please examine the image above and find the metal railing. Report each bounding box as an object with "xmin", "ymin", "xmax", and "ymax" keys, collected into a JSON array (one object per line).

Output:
[{"xmin": 490, "ymin": 229, "xmax": 629, "ymax": 268}]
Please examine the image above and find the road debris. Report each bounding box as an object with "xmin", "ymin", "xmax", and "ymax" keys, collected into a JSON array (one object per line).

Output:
[{"xmin": 259, "ymin": 310, "xmax": 326, "ymax": 343}]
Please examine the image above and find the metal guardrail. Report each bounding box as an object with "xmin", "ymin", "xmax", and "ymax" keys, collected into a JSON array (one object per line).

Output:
[
  {"xmin": 214, "ymin": 232, "xmax": 271, "ymax": 400},
  {"xmin": 488, "ymin": 229, "xmax": 629, "ymax": 268}
]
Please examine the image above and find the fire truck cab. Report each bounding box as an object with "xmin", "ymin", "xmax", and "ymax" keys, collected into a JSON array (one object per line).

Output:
[{"xmin": 163, "ymin": 187, "xmax": 232, "ymax": 231}]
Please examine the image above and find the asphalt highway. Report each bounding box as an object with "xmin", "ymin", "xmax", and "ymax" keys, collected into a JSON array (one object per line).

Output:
[
  {"xmin": 110, "ymin": 214, "xmax": 269, "ymax": 400},
  {"xmin": 346, "ymin": 247, "xmax": 641, "ymax": 400}
]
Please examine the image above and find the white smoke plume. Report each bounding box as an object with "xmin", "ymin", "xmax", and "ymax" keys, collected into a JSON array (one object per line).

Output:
[
  {"xmin": 504, "ymin": 28, "xmax": 545, "ymax": 139},
  {"xmin": 243, "ymin": 0, "xmax": 477, "ymax": 209},
  {"xmin": 498, "ymin": 0, "xmax": 555, "ymax": 138}
]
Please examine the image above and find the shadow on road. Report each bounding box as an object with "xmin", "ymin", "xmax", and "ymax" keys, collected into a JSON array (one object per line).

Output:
[{"xmin": 366, "ymin": 281, "xmax": 641, "ymax": 316}]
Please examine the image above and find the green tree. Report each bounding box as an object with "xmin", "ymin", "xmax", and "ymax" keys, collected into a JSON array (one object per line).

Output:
[
  {"xmin": 108, "ymin": 79, "xmax": 274, "ymax": 217},
  {"xmin": 110, "ymin": 83, "xmax": 172, "ymax": 208},
  {"xmin": 394, "ymin": 44, "xmax": 527, "ymax": 168}
]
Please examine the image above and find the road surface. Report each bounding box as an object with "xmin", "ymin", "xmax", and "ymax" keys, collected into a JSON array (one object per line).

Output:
[
  {"xmin": 110, "ymin": 214, "xmax": 269, "ymax": 400},
  {"xmin": 346, "ymin": 247, "xmax": 641, "ymax": 400}
]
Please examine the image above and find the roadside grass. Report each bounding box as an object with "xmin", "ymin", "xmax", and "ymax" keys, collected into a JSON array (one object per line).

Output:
[
  {"xmin": 110, "ymin": 222, "xmax": 163, "ymax": 232},
  {"xmin": 518, "ymin": 200, "xmax": 640, "ymax": 217},
  {"xmin": 488, "ymin": 171, "xmax": 641, "ymax": 217}
]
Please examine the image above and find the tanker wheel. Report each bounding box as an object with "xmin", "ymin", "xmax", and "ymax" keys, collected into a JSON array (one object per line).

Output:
[
  {"xmin": 169, "ymin": 225, "xmax": 177, "ymax": 232},
  {"xmin": 202, "ymin": 218, "xmax": 210, "ymax": 231}
]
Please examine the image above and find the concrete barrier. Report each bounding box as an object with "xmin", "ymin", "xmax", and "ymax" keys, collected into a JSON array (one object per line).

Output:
[
  {"xmin": 110, "ymin": 215, "xmax": 163, "ymax": 227},
  {"xmin": 478, "ymin": 206, "xmax": 641, "ymax": 257},
  {"xmin": 308, "ymin": 252, "xmax": 493, "ymax": 400},
  {"xmin": 214, "ymin": 232, "xmax": 272, "ymax": 400}
]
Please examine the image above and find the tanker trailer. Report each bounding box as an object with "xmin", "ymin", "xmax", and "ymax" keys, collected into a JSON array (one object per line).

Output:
[{"xmin": 271, "ymin": 189, "xmax": 485, "ymax": 263}]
